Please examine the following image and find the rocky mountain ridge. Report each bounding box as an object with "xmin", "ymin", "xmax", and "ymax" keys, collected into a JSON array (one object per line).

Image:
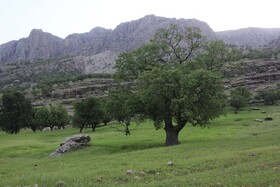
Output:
[
  {"xmin": 1, "ymin": 15, "xmax": 280, "ymax": 80},
  {"xmin": 0, "ymin": 15, "xmax": 215, "ymax": 65}
]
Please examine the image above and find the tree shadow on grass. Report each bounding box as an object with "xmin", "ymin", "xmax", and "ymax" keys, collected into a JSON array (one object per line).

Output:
[{"xmin": 93, "ymin": 141, "xmax": 164, "ymax": 154}]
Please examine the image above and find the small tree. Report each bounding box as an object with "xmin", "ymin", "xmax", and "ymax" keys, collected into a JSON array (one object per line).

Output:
[
  {"xmin": 101, "ymin": 100, "xmax": 112, "ymax": 126},
  {"xmin": 0, "ymin": 92, "xmax": 33, "ymax": 134},
  {"xmin": 50, "ymin": 105, "xmax": 70, "ymax": 129},
  {"xmin": 34, "ymin": 106, "xmax": 52, "ymax": 130},
  {"xmin": 107, "ymin": 88, "xmax": 143, "ymax": 135},
  {"xmin": 229, "ymin": 86, "xmax": 252, "ymax": 113},
  {"xmin": 73, "ymin": 97, "xmax": 104, "ymax": 133}
]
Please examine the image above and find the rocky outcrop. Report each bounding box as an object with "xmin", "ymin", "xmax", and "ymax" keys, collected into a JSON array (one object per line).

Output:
[
  {"xmin": 50, "ymin": 134, "xmax": 91, "ymax": 157},
  {"xmin": 224, "ymin": 59, "xmax": 280, "ymax": 91},
  {"xmin": 50, "ymin": 78, "xmax": 114, "ymax": 99},
  {"xmin": 63, "ymin": 27, "xmax": 113, "ymax": 56},
  {"xmin": 108, "ymin": 15, "xmax": 216, "ymax": 51},
  {"xmin": 52, "ymin": 50, "xmax": 118, "ymax": 74}
]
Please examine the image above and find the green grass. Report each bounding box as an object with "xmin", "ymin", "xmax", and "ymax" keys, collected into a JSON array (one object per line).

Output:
[{"xmin": 0, "ymin": 106, "xmax": 280, "ymax": 187}]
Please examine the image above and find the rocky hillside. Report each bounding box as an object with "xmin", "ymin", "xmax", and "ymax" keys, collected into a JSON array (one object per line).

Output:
[
  {"xmin": 0, "ymin": 15, "xmax": 215, "ymax": 65},
  {"xmin": 216, "ymin": 28, "xmax": 280, "ymax": 47}
]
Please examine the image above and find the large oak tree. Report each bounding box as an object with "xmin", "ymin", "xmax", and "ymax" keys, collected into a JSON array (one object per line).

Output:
[{"xmin": 111, "ymin": 25, "xmax": 231, "ymax": 145}]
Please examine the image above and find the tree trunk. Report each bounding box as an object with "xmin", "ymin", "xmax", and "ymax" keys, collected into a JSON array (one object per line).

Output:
[
  {"xmin": 163, "ymin": 109, "xmax": 186, "ymax": 146},
  {"xmin": 164, "ymin": 109, "xmax": 180, "ymax": 146},
  {"xmin": 165, "ymin": 128, "xmax": 179, "ymax": 146},
  {"xmin": 92, "ymin": 124, "xmax": 97, "ymax": 131},
  {"xmin": 79, "ymin": 125, "xmax": 84, "ymax": 133}
]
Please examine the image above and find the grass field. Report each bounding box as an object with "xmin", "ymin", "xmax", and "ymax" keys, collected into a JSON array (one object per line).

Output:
[{"xmin": 0, "ymin": 105, "xmax": 280, "ymax": 187}]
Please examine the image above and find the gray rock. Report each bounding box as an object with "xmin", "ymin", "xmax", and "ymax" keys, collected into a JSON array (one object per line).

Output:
[
  {"xmin": 42, "ymin": 127, "xmax": 51, "ymax": 131},
  {"xmin": 126, "ymin": 169, "xmax": 134, "ymax": 175},
  {"xmin": 254, "ymin": 119, "xmax": 263, "ymax": 122},
  {"xmin": 167, "ymin": 161, "xmax": 174, "ymax": 166},
  {"xmin": 55, "ymin": 181, "xmax": 67, "ymax": 187},
  {"xmin": 50, "ymin": 134, "xmax": 91, "ymax": 157}
]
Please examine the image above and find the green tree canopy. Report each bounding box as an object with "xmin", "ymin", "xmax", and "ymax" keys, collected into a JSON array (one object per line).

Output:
[
  {"xmin": 107, "ymin": 87, "xmax": 143, "ymax": 135},
  {"xmin": 33, "ymin": 106, "xmax": 52, "ymax": 130},
  {"xmin": 49, "ymin": 105, "xmax": 70, "ymax": 129},
  {"xmin": 73, "ymin": 97, "xmax": 104, "ymax": 133},
  {"xmin": 111, "ymin": 24, "xmax": 230, "ymax": 145},
  {"xmin": 229, "ymin": 86, "xmax": 252, "ymax": 113},
  {"xmin": 0, "ymin": 92, "xmax": 33, "ymax": 134}
]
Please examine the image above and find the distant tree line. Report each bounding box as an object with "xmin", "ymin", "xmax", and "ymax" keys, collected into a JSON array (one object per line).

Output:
[{"xmin": 0, "ymin": 92, "xmax": 70, "ymax": 133}]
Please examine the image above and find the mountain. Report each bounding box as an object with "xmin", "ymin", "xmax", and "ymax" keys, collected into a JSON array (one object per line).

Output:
[
  {"xmin": 0, "ymin": 15, "xmax": 215, "ymax": 64},
  {"xmin": 0, "ymin": 29, "xmax": 63, "ymax": 63},
  {"xmin": 1, "ymin": 15, "xmax": 280, "ymax": 67},
  {"xmin": 216, "ymin": 27, "xmax": 280, "ymax": 47}
]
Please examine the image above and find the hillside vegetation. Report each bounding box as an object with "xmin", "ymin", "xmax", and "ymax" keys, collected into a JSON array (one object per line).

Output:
[{"xmin": 0, "ymin": 106, "xmax": 279, "ymax": 187}]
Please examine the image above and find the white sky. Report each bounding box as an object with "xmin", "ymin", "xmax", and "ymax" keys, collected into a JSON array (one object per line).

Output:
[{"xmin": 0, "ymin": 0, "xmax": 280, "ymax": 45}]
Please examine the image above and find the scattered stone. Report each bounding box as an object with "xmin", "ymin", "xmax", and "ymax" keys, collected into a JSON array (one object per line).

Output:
[
  {"xmin": 55, "ymin": 181, "xmax": 67, "ymax": 187},
  {"xmin": 146, "ymin": 169, "xmax": 156, "ymax": 174},
  {"xmin": 261, "ymin": 111, "xmax": 266, "ymax": 113},
  {"xmin": 33, "ymin": 184, "xmax": 39, "ymax": 187},
  {"xmin": 254, "ymin": 119, "xmax": 263, "ymax": 122},
  {"xmin": 50, "ymin": 134, "xmax": 91, "ymax": 157},
  {"xmin": 265, "ymin": 117, "xmax": 273, "ymax": 121},
  {"xmin": 126, "ymin": 169, "xmax": 134, "ymax": 175},
  {"xmin": 248, "ymin": 152, "xmax": 257, "ymax": 156},
  {"xmin": 134, "ymin": 176, "xmax": 141, "ymax": 180},
  {"xmin": 139, "ymin": 171, "xmax": 146, "ymax": 176},
  {"xmin": 167, "ymin": 161, "xmax": 174, "ymax": 166},
  {"xmin": 42, "ymin": 127, "xmax": 51, "ymax": 131},
  {"xmin": 96, "ymin": 176, "xmax": 104, "ymax": 182},
  {"xmin": 273, "ymin": 167, "xmax": 278, "ymax": 170}
]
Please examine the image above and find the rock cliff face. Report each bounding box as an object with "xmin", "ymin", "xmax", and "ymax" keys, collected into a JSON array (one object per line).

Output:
[
  {"xmin": 216, "ymin": 28, "xmax": 280, "ymax": 47},
  {"xmin": 0, "ymin": 15, "xmax": 215, "ymax": 65},
  {"xmin": 108, "ymin": 15, "xmax": 216, "ymax": 51},
  {"xmin": 0, "ymin": 29, "xmax": 63, "ymax": 63}
]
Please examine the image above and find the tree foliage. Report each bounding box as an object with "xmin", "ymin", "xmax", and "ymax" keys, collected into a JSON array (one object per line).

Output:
[
  {"xmin": 107, "ymin": 87, "xmax": 143, "ymax": 135},
  {"xmin": 0, "ymin": 92, "xmax": 33, "ymax": 134},
  {"xmin": 195, "ymin": 40, "xmax": 241, "ymax": 72},
  {"xmin": 33, "ymin": 106, "xmax": 52, "ymax": 130},
  {"xmin": 229, "ymin": 86, "xmax": 252, "ymax": 113},
  {"xmin": 73, "ymin": 97, "xmax": 104, "ymax": 133},
  {"xmin": 111, "ymin": 24, "xmax": 231, "ymax": 145},
  {"xmin": 33, "ymin": 104, "xmax": 69, "ymax": 131}
]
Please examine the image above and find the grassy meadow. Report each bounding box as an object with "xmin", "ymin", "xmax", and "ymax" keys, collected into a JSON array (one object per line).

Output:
[{"xmin": 0, "ymin": 105, "xmax": 280, "ymax": 187}]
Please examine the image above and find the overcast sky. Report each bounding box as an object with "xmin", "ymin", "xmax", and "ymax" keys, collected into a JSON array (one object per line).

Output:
[{"xmin": 0, "ymin": 0, "xmax": 280, "ymax": 45}]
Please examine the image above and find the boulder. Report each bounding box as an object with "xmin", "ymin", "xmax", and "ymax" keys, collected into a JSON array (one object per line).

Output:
[{"xmin": 50, "ymin": 134, "xmax": 91, "ymax": 157}]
